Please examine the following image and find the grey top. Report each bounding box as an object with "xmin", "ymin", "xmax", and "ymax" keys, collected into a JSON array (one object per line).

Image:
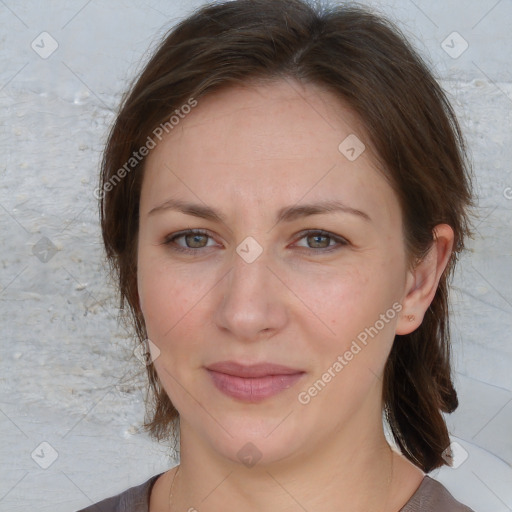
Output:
[{"xmin": 76, "ymin": 474, "xmax": 476, "ymax": 512}]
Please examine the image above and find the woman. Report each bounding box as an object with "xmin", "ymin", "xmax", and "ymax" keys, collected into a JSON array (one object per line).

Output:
[{"xmin": 79, "ymin": 0, "xmax": 476, "ymax": 510}]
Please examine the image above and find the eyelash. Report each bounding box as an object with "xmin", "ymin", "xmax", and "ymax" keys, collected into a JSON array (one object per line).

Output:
[{"xmin": 163, "ymin": 229, "xmax": 349, "ymax": 255}]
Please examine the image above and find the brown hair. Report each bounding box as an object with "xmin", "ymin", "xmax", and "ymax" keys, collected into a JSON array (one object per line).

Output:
[{"xmin": 99, "ymin": 0, "xmax": 475, "ymax": 473}]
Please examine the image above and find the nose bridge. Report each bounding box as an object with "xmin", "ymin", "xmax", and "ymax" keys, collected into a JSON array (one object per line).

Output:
[
  {"xmin": 214, "ymin": 241, "xmax": 287, "ymax": 339},
  {"xmin": 230, "ymin": 242, "xmax": 271, "ymax": 294}
]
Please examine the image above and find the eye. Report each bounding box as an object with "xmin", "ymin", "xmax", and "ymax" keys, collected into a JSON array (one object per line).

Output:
[
  {"xmin": 293, "ymin": 230, "xmax": 348, "ymax": 252},
  {"xmin": 163, "ymin": 229, "xmax": 217, "ymax": 254},
  {"xmin": 163, "ymin": 229, "xmax": 348, "ymax": 255}
]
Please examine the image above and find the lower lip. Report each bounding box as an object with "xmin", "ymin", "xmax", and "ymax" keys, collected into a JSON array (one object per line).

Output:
[{"xmin": 207, "ymin": 370, "xmax": 305, "ymax": 402}]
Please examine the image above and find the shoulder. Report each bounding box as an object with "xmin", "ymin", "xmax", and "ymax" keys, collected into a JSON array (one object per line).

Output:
[
  {"xmin": 75, "ymin": 473, "xmax": 163, "ymax": 512},
  {"xmin": 400, "ymin": 475, "xmax": 476, "ymax": 512}
]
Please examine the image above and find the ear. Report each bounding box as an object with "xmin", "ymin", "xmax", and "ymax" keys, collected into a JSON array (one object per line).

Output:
[{"xmin": 395, "ymin": 224, "xmax": 454, "ymax": 335}]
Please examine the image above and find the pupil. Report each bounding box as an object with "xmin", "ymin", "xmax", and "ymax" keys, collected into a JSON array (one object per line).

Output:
[
  {"xmin": 312, "ymin": 234, "xmax": 327, "ymax": 247},
  {"xmin": 189, "ymin": 234, "xmax": 205, "ymax": 247}
]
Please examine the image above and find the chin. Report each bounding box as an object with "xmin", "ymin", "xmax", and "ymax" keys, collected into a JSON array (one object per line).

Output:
[
  {"xmin": 217, "ymin": 434, "xmax": 300, "ymax": 468},
  {"xmin": 199, "ymin": 412, "xmax": 309, "ymax": 469}
]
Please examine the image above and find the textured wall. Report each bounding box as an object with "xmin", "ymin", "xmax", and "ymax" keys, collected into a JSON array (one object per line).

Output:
[{"xmin": 0, "ymin": 1, "xmax": 511, "ymax": 511}]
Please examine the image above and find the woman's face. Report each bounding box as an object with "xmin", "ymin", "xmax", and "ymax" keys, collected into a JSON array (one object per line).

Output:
[{"xmin": 137, "ymin": 79, "xmax": 411, "ymax": 467}]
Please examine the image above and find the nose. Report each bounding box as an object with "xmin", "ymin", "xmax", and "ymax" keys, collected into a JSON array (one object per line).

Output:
[{"xmin": 213, "ymin": 248, "xmax": 289, "ymax": 342}]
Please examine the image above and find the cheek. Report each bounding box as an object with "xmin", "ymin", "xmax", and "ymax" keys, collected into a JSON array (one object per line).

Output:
[
  {"xmin": 293, "ymin": 264, "xmax": 401, "ymax": 409},
  {"xmin": 137, "ymin": 261, "xmax": 207, "ymax": 406},
  {"xmin": 291, "ymin": 256, "xmax": 402, "ymax": 367},
  {"xmin": 137, "ymin": 252, "xmax": 217, "ymax": 345},
  {"xmin": 289, "ymin": 260, "xmax": 381, "ymax": 333}
]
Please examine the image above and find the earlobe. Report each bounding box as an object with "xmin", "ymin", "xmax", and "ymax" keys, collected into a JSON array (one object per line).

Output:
[{"xmin": 395, "ymin": 224, "xmax": 454, "ymax": 335}]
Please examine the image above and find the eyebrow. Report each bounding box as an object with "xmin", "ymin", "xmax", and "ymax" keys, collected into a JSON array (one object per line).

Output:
[{"xmin": 148, "ymin": 198, "xmax": 371, "ymax": 224}]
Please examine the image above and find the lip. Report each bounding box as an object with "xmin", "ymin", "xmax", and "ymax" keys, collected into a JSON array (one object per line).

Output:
[
  {"xmin": 206, "ymin": 361, "xmax": 306, "ymax": 402},
  {"xmin": 206, "ymin": 361, "xmax": 303, "ymax": 378}
]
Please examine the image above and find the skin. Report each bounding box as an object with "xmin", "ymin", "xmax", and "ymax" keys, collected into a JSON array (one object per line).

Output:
[{"xmin": 136, "ymin": 78, "xmax": 454, "ymax": 511}]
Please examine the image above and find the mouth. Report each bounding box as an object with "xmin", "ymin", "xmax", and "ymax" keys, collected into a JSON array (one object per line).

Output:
[{"xmin": 205, "ymin": 361, "xmax": 306, "ymax": 403}]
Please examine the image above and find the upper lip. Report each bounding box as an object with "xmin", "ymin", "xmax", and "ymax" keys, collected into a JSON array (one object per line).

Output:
[{"xmin": 206, "ymin": 361, "xmax": 304, "ymax": 378}]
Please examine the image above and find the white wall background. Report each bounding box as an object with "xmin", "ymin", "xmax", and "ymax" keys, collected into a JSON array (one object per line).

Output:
[{"xmin": 0, "ymin": 1, "xmax": 511, "ymax": 511}]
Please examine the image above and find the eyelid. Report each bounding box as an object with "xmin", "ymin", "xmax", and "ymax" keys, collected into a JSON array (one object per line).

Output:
[
  {"xmin": 163, "ymin": 228, "xmax": 349, "ymax": 254},
  {"xmin": 163, "ymin": 229, "xmax": 219, "ymax": 249},
  {"xmin": 292, "ymin": 229, "xmax": 349, "ymax": 249}
]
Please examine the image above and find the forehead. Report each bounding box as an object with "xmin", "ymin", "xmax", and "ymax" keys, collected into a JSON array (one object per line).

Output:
[
  {"xmin": 159, "ymin": 79, "xmax": 368, "ymax": 163},
  {"xmin": 140, "ymin": 79, "xmax": 400, "ymax": 229}
]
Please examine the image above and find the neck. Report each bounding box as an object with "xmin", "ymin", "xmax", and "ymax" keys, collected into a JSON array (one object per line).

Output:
[{"xmin": 169, "ymin": 419, "xmax": 400, "ymax": 512}]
